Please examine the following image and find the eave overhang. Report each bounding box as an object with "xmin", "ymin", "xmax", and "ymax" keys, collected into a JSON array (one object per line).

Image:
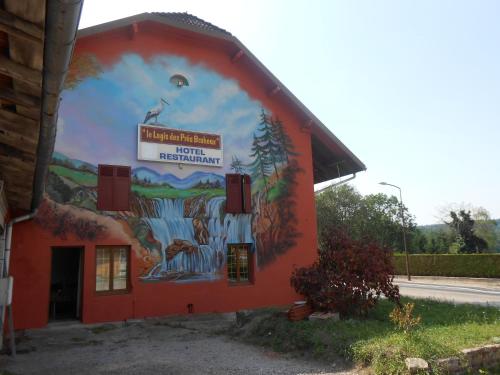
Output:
[{"xmin": 0, "ymin": 0, "xmax": 83, "ymax": 214}]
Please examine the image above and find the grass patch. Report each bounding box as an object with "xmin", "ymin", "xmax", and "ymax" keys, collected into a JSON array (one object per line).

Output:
[
  {"xmin": 234, "ymin": 298, "xmax": 500, "ymax": 374},
  {"xmin": 132, "ymin": 185, "xmax": 224, "ymax": 199},
  {"xmin": 49, "ymin": 165, "xmax": 97, "ymax": 186}
]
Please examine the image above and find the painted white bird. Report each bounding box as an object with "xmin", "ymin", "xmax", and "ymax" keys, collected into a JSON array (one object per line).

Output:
[{"xmin": 144, "ymin": 98, "xmax": 169, "ymax": 124}]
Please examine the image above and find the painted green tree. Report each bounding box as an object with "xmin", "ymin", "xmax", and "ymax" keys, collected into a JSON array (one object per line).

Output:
[
  {"xmin": 271, "ymin": 116, "xmax": 295, "ymax": 164},
  {"xmin": 247, "ymin": 110, "xmax": 302, "ymax": 266},
  {"xmin": 249, "ymin": 133, "xmax": 272, "ymax": 186},
  {"xmin": 257, "ymin": 109, "xmax": 281, "ymax": 179}
]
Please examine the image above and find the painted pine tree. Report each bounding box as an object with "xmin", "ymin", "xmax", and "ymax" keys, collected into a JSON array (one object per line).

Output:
[
  {"xmin": 249, "ymin": 133, "xmax": 272, "ymax": 186},
  {"xmin": 271, "ymin": 116, "xmax": 295, "ymax": 164},
  {"xmin": 257, "ymin": 109, "xmax": 281, "ymax": 179}
]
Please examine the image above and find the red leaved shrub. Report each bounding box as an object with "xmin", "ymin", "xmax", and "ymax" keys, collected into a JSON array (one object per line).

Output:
[{"xmin": 291, "ymin": 233, "xmax": 400, "ymax": 318}]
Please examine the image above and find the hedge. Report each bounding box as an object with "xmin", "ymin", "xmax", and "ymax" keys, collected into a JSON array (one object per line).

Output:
[{"xmin": 392, "ymin": 254, "xmax": 500, "ymax": 278}]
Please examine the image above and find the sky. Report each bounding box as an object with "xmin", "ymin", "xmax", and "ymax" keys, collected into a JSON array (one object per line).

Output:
[{"xmin": 78, "ymin": 0, "xmax": 500, "ymax": 225}]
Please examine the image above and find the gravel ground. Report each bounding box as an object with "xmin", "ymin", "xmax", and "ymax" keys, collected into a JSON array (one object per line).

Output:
[{"xmin": 0, "ymin": 314, "xmax": 356, "ymax": 375}]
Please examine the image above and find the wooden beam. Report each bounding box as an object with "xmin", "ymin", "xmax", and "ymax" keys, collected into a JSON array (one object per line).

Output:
[
  {"xmin": 268, "ymin": 85, "xmax": 281, "ymax": 97},
  {"xmin": 0, "ymin": 141, "xmax": 36, "ymax": 161},
  {"xmin": 5, "ymin": 184, "xmax": 33, "ymax": 200},
  {"xmin": 0, "ymin": 107, "xmax": 39, "ymax": 125},
  {"xmin": 231, "ymin": 49, "xmax": 244, "ymax": 63},
  {"xmin": 0, "ymin": 128, "xmax": 38, "ymax": 153},
  {"xmin": 0, "ymin": 86, "xmax": 40, "ymax": 107},
  {"xmin": 0, "ymin": 55, "xmax": 42, "ymax": 86},
  {"xmin": 301, "ymin": 119, "xmax": 312, "ymax": 133},
  {"xmin": 2, "ymin": 170, "xmax": 35, "ymax": 185},
  {"xmin": 0, "ymin": 9, "xmax": 43, "ymax": 45},
  {"xmin": 0, "ymin": 115, "xmax": 39, "ymax": 138},
  {"xmin": 0, "ymin": 154, "xmax": 35, "ymax": 173},
  {"xmin": 129, "ymin": 22, "xmax": 139, "ymax": 39},
  {"xmin": 5, "ymin": 192, "xmax": 33, "ymax": 209}
]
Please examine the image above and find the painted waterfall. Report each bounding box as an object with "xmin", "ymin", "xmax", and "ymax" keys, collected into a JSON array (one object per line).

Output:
[{"xmin": 38, "ymin": 52, "xmax": 301, "ymax": 282}]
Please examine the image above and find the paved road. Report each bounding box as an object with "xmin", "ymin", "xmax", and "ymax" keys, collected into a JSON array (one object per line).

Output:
[{"xmin": 396, "ymin": 280, "xmax": 500, "ymax": 306}]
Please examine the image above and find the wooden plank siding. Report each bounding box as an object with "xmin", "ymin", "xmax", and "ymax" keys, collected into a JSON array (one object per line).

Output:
[{"xmin": 0, "ymin": 0, "xmax": 46, "ymax": 211}]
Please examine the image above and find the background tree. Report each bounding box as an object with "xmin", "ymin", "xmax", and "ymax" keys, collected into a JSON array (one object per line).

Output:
[
  {"xmin": 316, "ymin": 185, "xmax": 416, "ymax": 252},
  {"xmin": 472, "ymin": 207, "xmax": 498, "ymax": 252},
  {"xmin": 446, "ymin": 210, "xmax": 488, "ymax": 253}
]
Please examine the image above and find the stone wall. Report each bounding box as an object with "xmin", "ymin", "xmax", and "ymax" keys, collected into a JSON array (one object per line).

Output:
[{"xmin": 406, "ymin": 343, "xmax": 500, "ymax": 374}]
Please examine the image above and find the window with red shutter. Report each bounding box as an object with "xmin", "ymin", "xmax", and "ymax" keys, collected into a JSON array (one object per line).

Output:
[
  {"xmin": 225, "ymin": 174, "xmax": 252, "ymax": 214},
  {"xmin": 97, "ymin": 165, "xmax": 114, "ymax": 210},
  {"xmin": 242, "ymin": 174, "xmax": 252, "ymax": 213},
  {"xmin": 225, "ymin": 174, "xmax": 243, "ymax": 213},
  {"xmin": 114, "ymin": 166, "xmax": 131, "ymax": 211},
  {"xmin": 97, "ymin": 165, "xmax": 131, "ymax": 211}
]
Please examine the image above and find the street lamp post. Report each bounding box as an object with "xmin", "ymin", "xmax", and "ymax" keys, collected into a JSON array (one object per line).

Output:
[{"xmin": 379, "ymin": 182, "xmax": 411, "ymax": 281}]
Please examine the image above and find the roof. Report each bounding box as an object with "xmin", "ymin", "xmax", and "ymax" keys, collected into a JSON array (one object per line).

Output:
[
  {"xmin": 153, "ymin": 12, "xmax": 232, "ymax": 37},
  {"xmin": 78, "ymin": 13, "xmax": 366, "ymax": 183}
]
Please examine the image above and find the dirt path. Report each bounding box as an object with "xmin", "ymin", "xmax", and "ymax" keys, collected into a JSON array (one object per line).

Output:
[{"xmin": 0, "ymin": 314, "xmax": 355, "ymax": 375}]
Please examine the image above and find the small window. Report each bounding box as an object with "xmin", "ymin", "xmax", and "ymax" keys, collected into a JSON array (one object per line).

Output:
[
  {"xmin": 96, "ymin": 246, "xmax": 130, "ymax": 293},
  {"xmin": 225, "ymin": 174, "xmax": 251, "ymax": 213},
  {"xmin": 227, "ymin": 244, "xmax": 254, "ymax": 284},
  {"xmin": 97, "ymin": 164, "xmax": 131, "ymax": 211}
]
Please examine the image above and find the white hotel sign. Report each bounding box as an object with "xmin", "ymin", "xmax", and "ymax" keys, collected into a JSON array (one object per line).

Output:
[{"xmin": 137, "ymin": 124, "xmax": 223, "ymax": 167}]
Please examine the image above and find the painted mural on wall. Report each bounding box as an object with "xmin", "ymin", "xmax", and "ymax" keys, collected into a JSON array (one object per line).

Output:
[{"xmin": 39, "ymin": 52, "xmax": 301, "ymax": 282}]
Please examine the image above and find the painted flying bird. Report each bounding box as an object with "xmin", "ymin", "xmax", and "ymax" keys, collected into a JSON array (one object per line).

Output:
[{"xmin": 144, "ymin": 98, "xmax": 169, "ymax": 124}]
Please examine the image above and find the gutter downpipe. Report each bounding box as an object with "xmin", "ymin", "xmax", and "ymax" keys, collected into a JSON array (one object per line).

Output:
[
  {"xmin": 314, "ymin": 173, "xmax": 357, "ymax": 195},
  {"xmin": 31, "ymin": 0, "xmax": 84, "ymax": 209}
]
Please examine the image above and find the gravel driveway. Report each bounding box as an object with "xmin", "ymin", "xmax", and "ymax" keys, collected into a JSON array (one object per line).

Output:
[{"xmin": 0, "ymin": 314, "xmax": 355, "ymax": 375}]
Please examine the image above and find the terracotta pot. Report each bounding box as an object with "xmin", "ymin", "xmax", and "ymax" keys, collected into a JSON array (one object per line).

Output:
[{"xmin": 287, "ymin": 303, "xmax": 313, "ymax": 321}]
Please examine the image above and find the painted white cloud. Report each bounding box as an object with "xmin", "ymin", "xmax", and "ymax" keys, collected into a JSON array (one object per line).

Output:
[{"xmin": 56, "ymin": 116, "xmax": 65, "ymax": 135}]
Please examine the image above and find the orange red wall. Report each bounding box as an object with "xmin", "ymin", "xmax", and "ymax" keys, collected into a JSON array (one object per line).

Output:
[{"xmin": 9, "ymin": 20, "xmax": 319, "ymax": 329}]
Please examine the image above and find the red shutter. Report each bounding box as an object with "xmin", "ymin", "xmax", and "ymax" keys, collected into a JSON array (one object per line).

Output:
[
  {"xmin": 225, "ymin": 174, "xmax": 242, "ymax": 213},
  {"xmin": 97, "ymin": 165, "xmax": 114, "ymax": 210},
  {"xmin": 242, "ymin": 174, "xmax": 252, "ymax": 213},
  {"xmin": 113, "ymin": 166, "xmax": 131, "ymax": 211}
]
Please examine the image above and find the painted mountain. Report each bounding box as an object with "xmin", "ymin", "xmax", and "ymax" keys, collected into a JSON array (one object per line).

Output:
[
  {"xmin": 52, "ymin": 151, "xmax": 98, "ymax": 173},
  {"xmin": 51, "ymin": 152, "xmax": 225, "ymax": 191},
  {"xmin": 133, "ymin": 167, "xmax": 225, "ymax": 189}
]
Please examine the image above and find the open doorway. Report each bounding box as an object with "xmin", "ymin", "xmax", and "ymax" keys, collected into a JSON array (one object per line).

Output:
[{"xmin": 49, "ymin": 247, "xmax": 83, "ymax": 321}]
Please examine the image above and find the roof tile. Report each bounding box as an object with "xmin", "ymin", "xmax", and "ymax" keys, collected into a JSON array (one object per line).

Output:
[{"xmin": 153, "ymin": 12, "xmax": 232, "ymax": 37}]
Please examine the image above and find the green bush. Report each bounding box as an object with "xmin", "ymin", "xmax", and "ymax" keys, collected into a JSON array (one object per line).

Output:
[{"xmin": 393, "ymin": 254, "xmax": 500, "ymax": 277}]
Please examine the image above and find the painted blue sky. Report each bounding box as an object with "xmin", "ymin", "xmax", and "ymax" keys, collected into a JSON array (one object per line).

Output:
[
  {"xmin": 57, "ymin": 54, "xmax": 263, "ymax": 178},
  {"xmin": 79, "ymin": 0, "xmax": 500, "ymax": 225}
]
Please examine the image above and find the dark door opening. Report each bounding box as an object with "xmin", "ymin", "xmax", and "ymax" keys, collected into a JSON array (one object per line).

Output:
[{"xmin": 49, "ymin": 247, "xmax": 83, "ymax": 321}]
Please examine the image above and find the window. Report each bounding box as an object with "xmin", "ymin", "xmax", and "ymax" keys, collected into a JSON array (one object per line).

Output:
[
  {"xmin": 227, "ymin": 244, "xmax": 254, "ymax": 284},
  {"xmin": 97, "ymin": 165, "xmax": 131, "ymax": 211},
  {"xmin": 95, "ymin": 246, "xmax": 130, "ymax": 293},
  {"xmin": 225, "ymin": 174, "xmax": 251, "ymax": 213}
]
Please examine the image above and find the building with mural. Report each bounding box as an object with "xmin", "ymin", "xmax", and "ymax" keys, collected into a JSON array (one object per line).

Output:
[{"xmin": 9, "ymin": 13, "xmax": 365, "ymax": 328}]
